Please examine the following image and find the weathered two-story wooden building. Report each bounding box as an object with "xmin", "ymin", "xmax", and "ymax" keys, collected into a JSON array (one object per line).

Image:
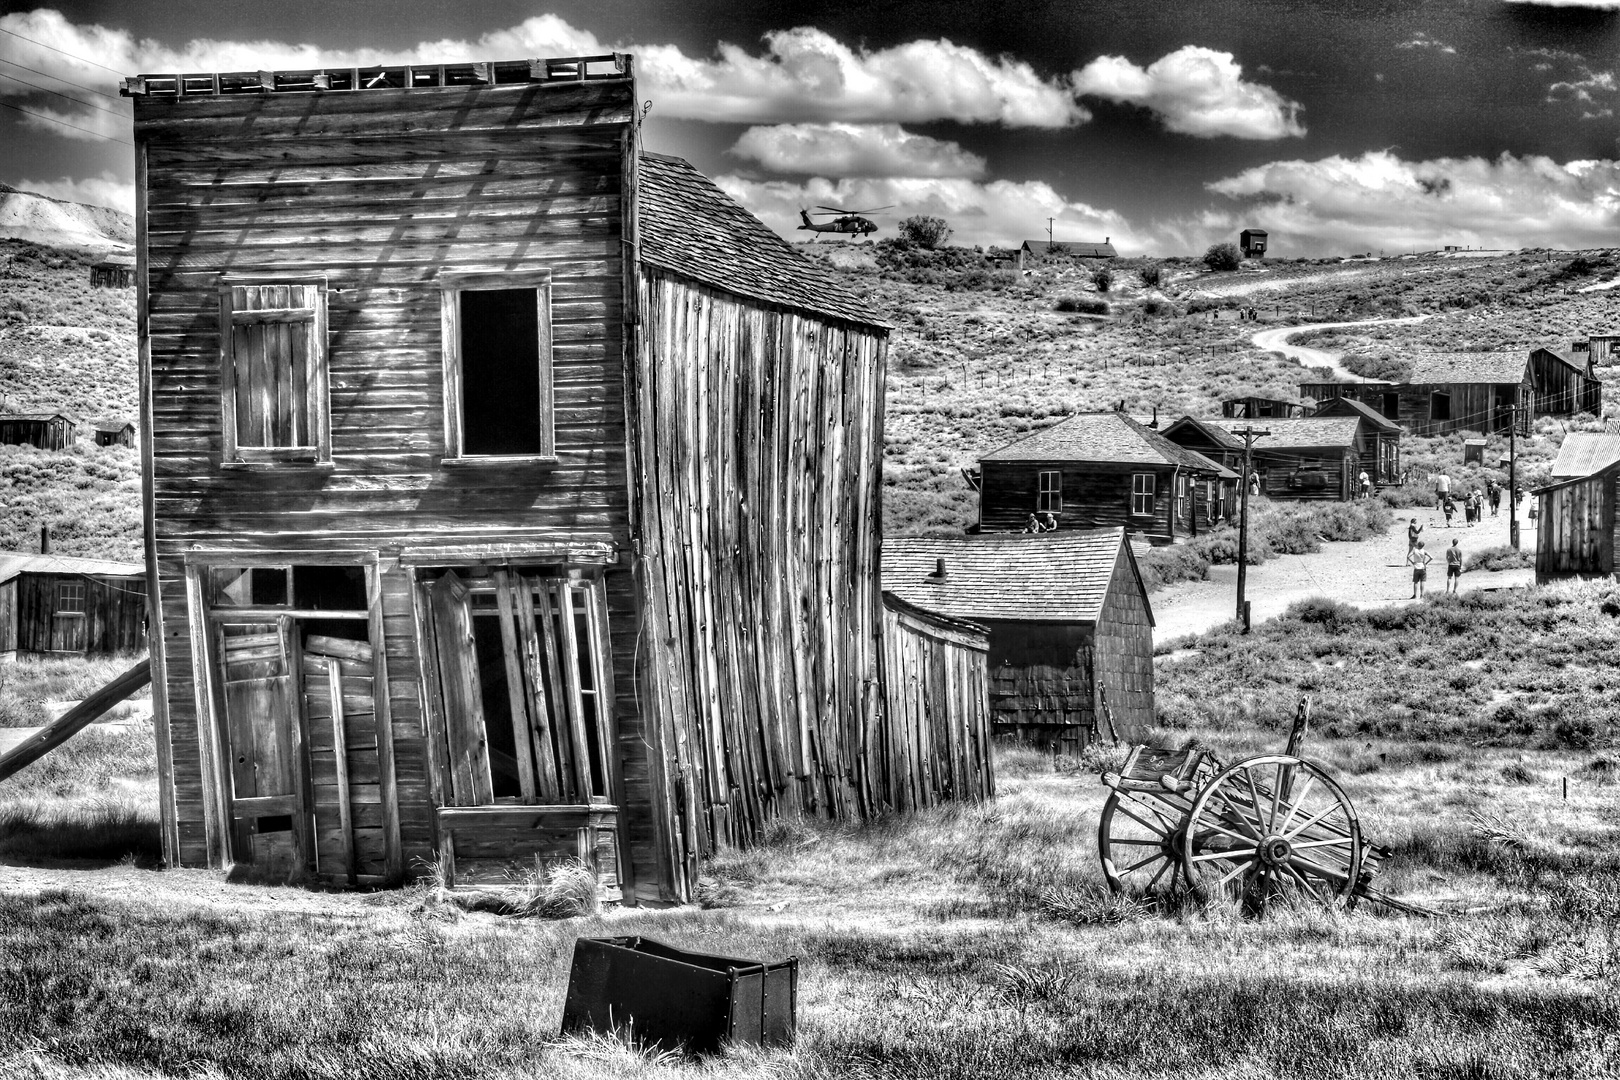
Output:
[
  {"xmin": 1309, "ymin": 396, "xmax": 1402, "ymax": 486},
  {"xmin": 126, "ymin": 54, "xmax": 987, "ymax": 903},
  {"xmin": 1301, "ymin": 353, "xmax": 1534, "ymax": 436},
  {"xmin": 1528, "ymin": 346, "xmax": 1602, "ymax": 418}
]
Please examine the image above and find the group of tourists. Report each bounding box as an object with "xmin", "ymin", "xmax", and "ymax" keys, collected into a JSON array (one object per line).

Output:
[
  {"xmin": 1434, "ymin": 473, "xmax": 1504, "ymax": 528},
  {"xmin": 1022, "ymin": 512, "xmax": 1059, "ymax": 533},
  {"xmin": 1406, "ymin": 520, "xmax": 1466, "ymax": 598}
]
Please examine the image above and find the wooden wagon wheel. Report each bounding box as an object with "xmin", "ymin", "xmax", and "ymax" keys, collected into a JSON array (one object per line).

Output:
[
  {"xmin": 1097, "ymin": 790, "xmax": 1188, "ymax": 895},
  {"xmin": 1179, "ymin": 754, "xmax": 1363, "ymax": 914}
]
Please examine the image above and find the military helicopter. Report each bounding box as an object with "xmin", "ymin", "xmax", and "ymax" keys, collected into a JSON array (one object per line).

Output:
[{"xmin": 797, "ymin": 205, "xmax": 893, "ymax": 239}]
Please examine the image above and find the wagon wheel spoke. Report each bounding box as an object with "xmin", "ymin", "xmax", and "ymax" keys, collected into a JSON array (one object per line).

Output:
[
  {"xmin": 1283, "ymin": 863, "xmax": 1322, "ymax": 902},
  {"xmin": 1215, "ymin": 857, "xmax": 1256, "ymax": 890},
  {"xmin": 1244, "ymin": 769, "xmax": 1270, "ymax": 834},
  {"xmin": 1111, "ymin": 799, "xmax": 1175, "ymax": 837},
  {"xmin": 1148, "ymin": 859, "xmax": 1173, "ymax": 890},
  {"xmin": 1276, "ymin": 773, "xmax": 1316, "ymax": 833},
  {"xmin": 1270, "ymin": 762, "xmax": 1287, "ymax": 832},
  {"xmin": 1098, "ymin": 792, "xmax": 1181, "ymax": 897}
]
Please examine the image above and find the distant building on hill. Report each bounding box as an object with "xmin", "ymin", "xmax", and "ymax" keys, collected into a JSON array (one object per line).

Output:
[
  {"xmin": 1527, "ymin": 346, "xmax": 1602, "ymax": 416},
  {"xmin": 0, "ymin": 412, "xmax": 76, "ymax": 450},
  {"xmin": 884, "ymin": 529, "xmax": 1154, "ymax": 754},
  {"xmin": 90, "ymin": 255, "xmax": 135, "ymax": 288},
  {"xmin": 1221, "ymin": 395, "xmax": 1306, "ymax": 420},
  {"xmin": 1240, "ymin": 229, "xmax": 1268, "ymax": 258},
  {"xmin": 91, "ymin": 420, "xmax": 135, "ymax": 448},
  {"xmin": 1019, "ymin": 237, "xmax": 1117, "ymax": 259},
  {"xmin": 1576, "ymin": 335, "xmax": 1620, "ymax": 367}
]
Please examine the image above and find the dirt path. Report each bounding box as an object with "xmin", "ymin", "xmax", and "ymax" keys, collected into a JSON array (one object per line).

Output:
[
  {"xmin": 1251, "ymin": 316, "xmax": 1431, "ymax": 380},
  {"xmin": 1153, "ymin": 496, "xmax": 1532, "ymax": 642}
]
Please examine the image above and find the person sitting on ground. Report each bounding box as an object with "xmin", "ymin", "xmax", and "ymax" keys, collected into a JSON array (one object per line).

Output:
[
  {"xmin": 1409, "ymin": 541, "xmax": 1432, "ymax": 599},
  {"xmin": 1445, "ymin": 539, "xmax": 1463, "ymax": 594}
]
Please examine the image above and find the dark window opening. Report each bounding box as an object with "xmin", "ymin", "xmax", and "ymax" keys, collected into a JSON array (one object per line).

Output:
[
  {"xmin": 255, "ymin": 814, "xmax": 293, "ymax": 834},
  {"xmin": 1431, "ymin": 392, "xmax": 1452, "ymax": 422},
  {"xmin": 461, "ymin": 289, "xmax": 540, "ymax": 455},
  {"xmin": 471, "ymin": 613, "xmax": 524, "ymax": 799},
  {"xmin": 1382, "ymin": 392, "xmax": 1400, "ymax": 420},
  {"xmin": 293, "ymin": 565, "xmax": 367, "ymax": 610}
]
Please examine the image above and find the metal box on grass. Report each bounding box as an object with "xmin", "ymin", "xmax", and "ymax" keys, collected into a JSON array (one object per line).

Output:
[{"xmin": 559, "ymin": 935, "xmax": 797, "ymax": 1054}]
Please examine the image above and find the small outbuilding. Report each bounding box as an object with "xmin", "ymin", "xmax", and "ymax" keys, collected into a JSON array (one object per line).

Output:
[
  {"xmin": 1240, "ymin": 229, "xmax": 1268, "ymax": 258},
  {"xmin": 0, "ymin": 553, "xmax": 147, "ymax": 658},
  {"xmin": 883, "ymin": 529, "xmax": 1154, "ymax": 754},
  {"xmin": 90, "ymin": 256, "xmax": 136, "ymax": 288},
  {"xmin": 1221, "ymin": 396, "xmax": 1306, "ymax": 420},
  {"xmin": 0, "ymin": 413, "xmax": 76, "ymax": 450},
  {"xmin": 1534, "ymin": 461, "xmax": 1619, "ymax": 583},
  {"xmin": 91, "ymin": 420, "xmax": 136, "ymax": 448}
]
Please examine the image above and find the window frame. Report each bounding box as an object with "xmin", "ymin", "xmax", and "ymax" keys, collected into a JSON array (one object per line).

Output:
[
  {"xmin": 1036, "ymin": 470, "xmax": 1062, "ymax": 514},
  {"xmin": 438, "ymin": 270, "xmax": 555, "ymax": 465},
  {"xmin": 55, "ymin": 579, "xmax": 85, "ymax": 616},
  {"xmin": 217, "ymin": 276, "xmax": 331, "ymax": 467},
  {"xmin": 1131, "ymin": 472, "xmax": 1156, "ymax": 517}
]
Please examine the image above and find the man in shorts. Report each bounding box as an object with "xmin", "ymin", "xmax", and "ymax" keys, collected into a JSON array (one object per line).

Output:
[
  {"xmin": 1408, "ymin": 540, "xmax": 1432, "ymax": 599},
  {"xmin": 1445, "ymin": 539, "xmax": 1463, "ymax": 594}
]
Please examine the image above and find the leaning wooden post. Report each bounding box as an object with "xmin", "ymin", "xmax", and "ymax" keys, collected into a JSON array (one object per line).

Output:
[{"xmin": 1281, "ymin": 695, "xmax": 1310, "ymax": 802}]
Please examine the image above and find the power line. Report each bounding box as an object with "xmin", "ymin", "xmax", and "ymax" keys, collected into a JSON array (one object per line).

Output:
[
  {"xmin": 0, "ymin": 53, "xmax": 125, "ymax": 102},
  {"xmin": 0, "ymin": 69, "xmax": 129, "ymax": 117},
  {"xmin": 0, "ymin": 97, "xmax": 132, "ymax": 145},
  {"xmin": 0, "ymin": 25, "xmax": 130, "ymax": 76}
]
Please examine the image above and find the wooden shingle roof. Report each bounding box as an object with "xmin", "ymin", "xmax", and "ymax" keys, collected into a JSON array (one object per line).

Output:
[
  {"xmin": 1311, "ymin": 396, "xmax": 1401, "ymax": 432},
  {"xmin": 1161, "ymin": 415, "xmax": 1245, "ymax": 451},
  {"xmin": 1550, "ymin": 432, "xmax": 1620, "ymax": 479},
  {"xmin": 637, "ymin": 152, "xmax": 885, "ymax": 329},
  {"xmin": 883, "ymin": 528, "xmax": 1151, "ymax": 625},
  {"xmin": 981, "ymin": 412, "xmax": 1236, "ymax": 477},
  {"xmin": 1404, "ymin": 353, "xmax": 1530, "ymax": 385},
  {"xmin": 1209, "ymin": 417, "xmax": 1362, "ymax": 450},
  {"xmin": 1, "ymin": 412, "xmax": 74, "ymax": 423}
]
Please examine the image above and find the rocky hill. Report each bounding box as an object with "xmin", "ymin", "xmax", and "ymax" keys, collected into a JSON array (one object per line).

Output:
[{"xmin": 0, "ymin": 184, "xmax": 133, "ymax": 251}]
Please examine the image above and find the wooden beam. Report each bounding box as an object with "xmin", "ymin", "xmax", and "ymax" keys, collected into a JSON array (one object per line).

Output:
[{"xmin": 0, "ymin": 660, "xmax": 151, "ymax": 782}]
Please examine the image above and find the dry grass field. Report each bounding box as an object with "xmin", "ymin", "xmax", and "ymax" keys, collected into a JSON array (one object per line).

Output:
[{"xmin": 2, "ymin": 584, "xmax": 1617, "ymax": 1080}]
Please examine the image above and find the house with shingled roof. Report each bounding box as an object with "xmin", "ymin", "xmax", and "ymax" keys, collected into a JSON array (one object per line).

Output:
[
  {"xmin": 124, "ymin": 51, "xmax": 989, "ymax": 905},
  {"xmin": 1206, "ymin": 417, "xmax": 1366, "ymax": 501},
  {"xmin": 1019, "ymin": 238, "xmax": 1117, "ymax": 259},
  {"xmin": 884, "ymin": 529, "xmax": 1153, "ymax": 752},
  {"xmin": 1309, "ymin": 397, "xmax": 1402, "ymax": 486},
  {"xmin": 976, "ymin": 412, "xmax": 1237, "ymax": 543},
  {"xmin": 1301, "ymin": 352, "xmax": 1535, "ymax": 437}
]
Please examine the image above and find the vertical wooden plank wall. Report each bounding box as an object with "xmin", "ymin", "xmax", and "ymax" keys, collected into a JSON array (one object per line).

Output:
[
  {"xmin": 133, "ymin": 80, "xmax": 638, "ymax": 871},
  {"xmin": 1092, "ymin": 551, "xmax": 1155, "ymax": 741},
  {"xmin": 631, "ymin": 267, "xmax": 886, "ymax": 901},
  {"xmin": 1535, "ymin": 468, "xmax": 1617, "ymax": 582},
  {"xmin": 13, "ymin": 574, "xmax": 147, "ymax": 655}
]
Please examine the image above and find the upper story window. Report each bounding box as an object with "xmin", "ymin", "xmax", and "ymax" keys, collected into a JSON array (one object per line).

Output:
[
  {"xmin": 1131, "ymin": 473, "xmax": 1155, "ymax": 516},
  {"xmin": 218, "ymin": 280, "xmax": 330, "ymax": 465},
  {"xmin": 1037, "ymin": 471, "xmax": 1062, "ymax": 513},
  {"xmin": 439, "ymin": 271, "xmax": 554, "ymax": 463}
]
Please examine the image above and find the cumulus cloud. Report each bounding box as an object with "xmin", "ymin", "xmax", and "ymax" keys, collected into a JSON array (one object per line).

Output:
[
  {"xmin": 717, "ymin": 174, "xmax": 1140, "ymax": 251},
  {"xmin": 1071, "ymin": 46, "xmax": 1303, "ymax": 139},
  {"xmin": 729, "ymin": 123, "xmax": 986, "ymax": 178},
  {"xmin": 14, "ymin": 170, "xmax": 133, "ymax": 213},
  {"xmin": 1206, "ymin": 150, "xmax": 1620, "ymax": 252},
  {"xmin": 1547, "ymin": 66, "xmax": 1617, "ymax": 103},
  {"xmin": 0, "ymin": 8, "xmax": 1085, "ymax": 148}
]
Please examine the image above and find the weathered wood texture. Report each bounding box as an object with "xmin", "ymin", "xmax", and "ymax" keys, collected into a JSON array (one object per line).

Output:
[
  {"xmin": 1250, "ymin": 446, "xmax": 1358, "ymax": 502},
  {"xmin": 0, "ymin": 581, "xmax": 14, "ymax": 655},
  {"xmin": 630, "ymin": 267, "xmax": 887, "ymax": 902},
  {"xmin": 1530, "ymin": 348, "xmax": 1602, "ymax": 417},
  {"xmin": 879, "ymin": 597, "xmax": 993, "ymax": 813},
  {"xmin": 0, "ymin": 416, "xmax": 75, "ymax": 450},
  {"xmin": 1092, "ymin": 549, "xmax": 1155, "ymax": 741},
  {"xmin": 1535, "ymin": 465, "xmax": 1618, "ymax": 582},
  {"xmin": 135, "ymin": 78, "xmax": 639, "ymax": 879},
  {"xmin": 1302, "ymin": 381, "xmax": 1532, "ymax": 437},
  {"xmin": 979, "ymin": 462, "xmax": 1189, "ymax": 541},
  {"xmin": 986, "ymin": 621, "xmax": 1095, "ymax": 735},
  {"xmin": 10, "ymin": 572, "xmax": 147, "ymax": 655}
]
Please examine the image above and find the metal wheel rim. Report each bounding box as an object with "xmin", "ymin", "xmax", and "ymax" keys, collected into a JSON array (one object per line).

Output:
[{"xmin": 1179, "ymin": 754, "xmax": 1363, "ymax": 913}]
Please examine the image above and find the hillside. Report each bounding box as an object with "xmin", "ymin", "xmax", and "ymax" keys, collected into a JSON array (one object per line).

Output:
[{"xmin": 0, "ymin": 185, "xmax": 132, "ymax": 251}]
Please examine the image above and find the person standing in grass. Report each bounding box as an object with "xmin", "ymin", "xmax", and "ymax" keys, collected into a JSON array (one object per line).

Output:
[
  {"xmin": 1409, "ymin": 540, "xmax": 1433, "ymax": 599},
  {"xmin": 1407, "ymin": 517, "xmax": 1424, "ymax": 555},
  {"xmin": 1445, "ymin": 539, "xmax": 1464, "ymax": 593}
]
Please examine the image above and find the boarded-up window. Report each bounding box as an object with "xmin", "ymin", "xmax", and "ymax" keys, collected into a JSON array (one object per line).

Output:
[
  {"xmin": 1430, "ymin": 392, "xmax": 1451, "ymax": 422},
  {"xmin": 439, "ymin": 271, "xmax": 554, "ymax": 461},
  {"xmin": 1131, "ymin": 473, "xmax": 1155, "ymax": 516},
  {"xmin": 1037, "ymin": 471, "xmax": 1062, "ymax": 513},
  {"xmin": 219, "ymin": 281, "xmax": 330, "ymax": 464}
]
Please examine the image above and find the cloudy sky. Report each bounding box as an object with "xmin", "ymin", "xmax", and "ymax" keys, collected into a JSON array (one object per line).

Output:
[{"xmin": 2, "ymin": 0, "xmax": 1619, "ymax": 254}]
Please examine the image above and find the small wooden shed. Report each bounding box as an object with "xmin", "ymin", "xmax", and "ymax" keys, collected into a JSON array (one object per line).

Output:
[
  {"xmin": 0, "ymin": 553, "xmax": 147, "ymax": 658},
  {"xmin": 1239, "ymin": 229, "xmax": 1268, "ymax": 258},
  {"xmin": 883, "ymin": 529, "xmax": 1154, "ymax": 754},
  {"xmin": 90, "ymin": 257, "xmax": 136, "ymax": 288},
  {"xmin": 1534, "ymin": 462, "xmax": 1619, "ymax": 583},
  {"xmin": 92, "ymin": 420, "xmax": 136, "ymax": 448},
  {"xmin": 0, "ymin": 413, "xmax": 76, "ymax": 450},
  {"xmin": 1529, "ymin": 346, "xmax": 1602, "ymax": 418}
]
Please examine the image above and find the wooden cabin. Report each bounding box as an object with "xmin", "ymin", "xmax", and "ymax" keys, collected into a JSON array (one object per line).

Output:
[
  {"xmin": 1301, "ymin": 353, "xmax": 1534, "ymax": 436},
  {"xmin": 1019, "ymin": 238, "xmax": 1117, "ymax": 259},
  {"xmin": 883, "ymin": 530, "xmax": 1153, "ymax": 754},
  {"xmin": 1221, "ymin": 396, "xmax": 1306, "ymax": 420},
  {"xmin": 1534, "ymin": 462, "xmax": 1619, "ymax": 583},
  {"xmin": 1156, "ymin": 416, "xmax": 1241, "ymax": 522},
  {"xmin": 1239, "ymin": 229, "xmax": 1268, "ymax": 258},
  {"xmin": 0, "ymin": 554, "xmax": 147, "ymax": 659},
  {"xmin": 1309, "ymin": 396, "xmax": 1402, "ymax": 485},
  {"xmin": 1529, "ymin": 347, "xmax": 1602, "ymax": 417},
  {"xmin": 976, "ymin": 412, "xmax": 1236, "ymax": 543},
  {"xmin": 92, "ymin": 420, "xmax": 136, "ymax": 448},
  {"xmin": 90, "ymin": 257, "xmax": 136, "ymax": 288},
  {"xmin": 1209, "ymin": 417, "xmax": 1364, "ymax": 501},
  {"xmin": 125, "ymin": 53, "xmax": 987, "ymax": 903},
  {"xmin": 0, "ymin": 412, "xmax": 75, "ymax": 450},
  {"xmin": 879, "ymin": 594, "xmax": 994, "ymax": 807},
  {"xmin": 1550, "ymin": 432, "xmax": 1620, "ymax": 481},
  {"xmin": 1579, "ymin": 335, "xmax": 1620, "ymax": 367}
]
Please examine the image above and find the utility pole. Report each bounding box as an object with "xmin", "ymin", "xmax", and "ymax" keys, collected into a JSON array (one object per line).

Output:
[
  {"xmin": 1509, "ymin": 403, "xmax": 1520, "ymax": 549},
  {"xmin": 1047, "ymin": 217, "xmax": 1055, "ymax": 246},
  {"xmin": 1235, "ymin": 425, "xmax": 1271, "ymax": 630}
]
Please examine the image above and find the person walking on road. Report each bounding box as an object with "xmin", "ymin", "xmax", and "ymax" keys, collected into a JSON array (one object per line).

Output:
[
  {"xmin": 1409, "ymin": 541, "xmax": 1433, "ymax": 599},
  {"xmin": 1407, "ymin": 517, "xmax": 1424, "ymax": 555},
  {"xmin": 1487, "ymin": 477, "xmax": 1501, "ymax": 517},
  {"xmin": 1445, "ymin": 539, "xmax": 1463, "ymax": 594},
  {"xmin": 1436, "ymin": 472, "xmax": 1451, "ymax": 508}
]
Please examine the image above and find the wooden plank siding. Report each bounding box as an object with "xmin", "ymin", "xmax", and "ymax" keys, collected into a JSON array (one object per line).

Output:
[
  {"xmin": 979, "ymin": 462, "xmax": 1186, "ymax": 542},
  {"xmin": 1251, "ymin": 446, "xmax": 1358, "ymax": 502},
  {"xmin": 1530, "ymin": 348, "xmax": 1602, "ymax": 418},
  {"xmin": 1535, "ymin": 465, "xmax": 1619, "ymax": 582},
  {"xmin": 1302, "ymin": 381, "xmax": 1532, "ymax": 437},
  {"xmin": 0, "ymin": 580, "xmax": 14, "ymax": 656},
  {"xmin": 629, "ymin": 266, "xmax": 887, "ymax": 903},
  {"xmin": 12, "ymin": 573, "xmax": 147, "ymax": 656},
  {"xmin": 0, "ymin": 417, "xmax": 75, "ymax": 450},
  {"xmin": 134, "ymin": 77, "xmax": 640, "ymax": 878}
]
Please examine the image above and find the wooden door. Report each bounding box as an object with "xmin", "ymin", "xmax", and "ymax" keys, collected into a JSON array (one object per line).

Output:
[
  {"xmin": 218, "ymin": 619, "xmax": 307, "ymax": 879},
  {"xmin": 302, "ymin": 635, "xmax": 385, "ymax": 885}
]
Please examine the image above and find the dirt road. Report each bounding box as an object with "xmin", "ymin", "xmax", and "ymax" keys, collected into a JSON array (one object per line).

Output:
[
  {"xmin": 1251, "ymin": 316, "xmax": 1431, "ymax": 380},
  {"xmin": 1153, "ymin": 495, "xmax": 1532, "ymax": 642}
]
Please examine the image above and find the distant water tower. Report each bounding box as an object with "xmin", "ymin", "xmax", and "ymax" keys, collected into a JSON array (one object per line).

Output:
[{"xmin": 1240, "ymin": 228, "xmax": 1268, "ymax": 259}]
